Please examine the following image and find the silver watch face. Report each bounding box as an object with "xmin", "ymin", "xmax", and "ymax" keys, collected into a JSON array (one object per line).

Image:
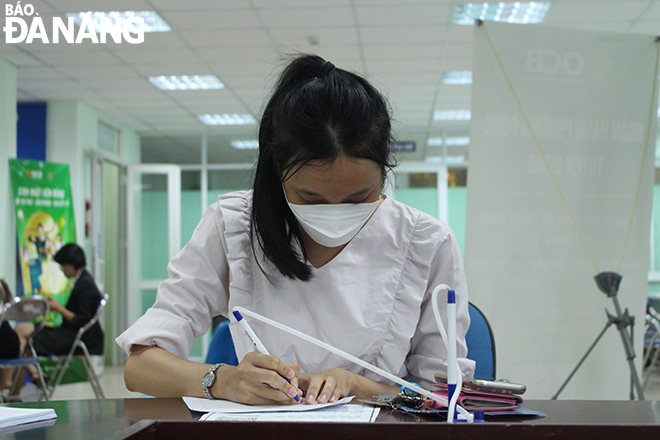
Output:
[{"xmin": 201, "ymin": 370, "xmax": 215, "ymax": 388}]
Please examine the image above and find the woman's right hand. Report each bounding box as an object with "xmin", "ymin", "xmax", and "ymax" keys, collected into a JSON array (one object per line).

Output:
[{"xmin": 214, "ymin": 352, "xmax": 302, "ymax": 405}]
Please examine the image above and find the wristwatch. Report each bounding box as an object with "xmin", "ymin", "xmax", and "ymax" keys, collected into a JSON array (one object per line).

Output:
[{"xmin": 201, "ymin": 363, "xmax": 227, "ymax": 400}]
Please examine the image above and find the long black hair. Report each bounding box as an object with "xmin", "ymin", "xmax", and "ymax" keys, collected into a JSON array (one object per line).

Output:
[{"xmin": 251, "ymin": 54, "xmax": 396, "ymax": 282}]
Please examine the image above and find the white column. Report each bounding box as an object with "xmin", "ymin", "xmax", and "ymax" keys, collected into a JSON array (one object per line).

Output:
[
  {"xmin": 0, "ymin": 59, "xmax": 17, "ymax": 289},
  {"xmin": 121, "ymin": 127, "xmax": 141, "ymax": 165},
  {"xmin": 47, "ymin": 101, "xmax": 98, "ymax": 247}
]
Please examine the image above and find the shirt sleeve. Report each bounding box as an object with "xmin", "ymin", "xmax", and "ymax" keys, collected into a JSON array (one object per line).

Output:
[
  {"xmin": 405, "ymin": 224, "xmax": 476, "ymax": 388},
  {"xmin": 115, "ymin": 203, "xmax": 231, "ymax": 359}
]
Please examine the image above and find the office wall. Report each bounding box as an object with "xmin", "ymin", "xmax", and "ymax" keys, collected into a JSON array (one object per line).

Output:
[
  {"xmin": 0, "ymin": 59, "xmax": 17, "ymax": 290},
  {"xmin": 47, "ymin": 101, "xmax": 98, "ymax": 246},
  {"xmin": 47, "ymin": 101, "xmax": 140, "ymax": 247},
  {"xmin": 121, "ymin": 125, "xmax": 141, "ymax": 165}
]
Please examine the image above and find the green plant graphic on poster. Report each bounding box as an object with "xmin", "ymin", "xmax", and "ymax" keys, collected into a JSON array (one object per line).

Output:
[{"xmin": 10, "ymin": 159, "xmax": 77, "ymax": 327}]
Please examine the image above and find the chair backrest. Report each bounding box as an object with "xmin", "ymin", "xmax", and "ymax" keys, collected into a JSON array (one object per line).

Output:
[
  {"xmin": 205, "ymin": 320, "xmax": 238, "ymax": 366},
  {"xmin": 466, "ymin": 302, "xmax": 496, "ymax": 381},
  {"xmin": 2, "ymin": 296, "xmax": 49, "ymax": 357},
  {"xmin": 77, "ymin": 294, "xmax": 108, "ymax": 336},
  {"xmin": 649, "ymin": 300, "xmax": 660, "ymax": 324},
  {"xmin": 2, "ymin": 296, "xmax": 49, "ymax": 334},
  {"xmin": 63, "ymin": 294, "xmax": 108, "ymax": 359},
  {"xmin": 646, "ymin": 300, "xmax": 660, "ymax": 342}
]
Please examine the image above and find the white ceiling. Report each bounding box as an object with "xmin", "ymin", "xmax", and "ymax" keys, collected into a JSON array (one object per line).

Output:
[{"xmin": 1, "ymin": 0, "xmax": 660, "ymax": 164}]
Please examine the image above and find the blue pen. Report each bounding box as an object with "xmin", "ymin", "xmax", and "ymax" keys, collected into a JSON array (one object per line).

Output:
[
  {"xmin": 232, "ymin": 310, "xmax": 301, "ymax": 403},
  {"xmin": 446, "ymin": 290, "xmax": 457, "ymax": 422}
]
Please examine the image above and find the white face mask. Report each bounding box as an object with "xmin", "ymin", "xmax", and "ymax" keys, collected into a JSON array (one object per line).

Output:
[{"xmin": 284, "ymin": 190, "xmax": 380, "ymax": 248}]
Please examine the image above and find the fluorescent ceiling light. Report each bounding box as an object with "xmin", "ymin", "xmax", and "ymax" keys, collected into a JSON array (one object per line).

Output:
[
  {"xmin": 149, "ymin": 76, "xmax": 224, "ymax": 91},
  {"xmin": 446, "ymin": 137, "xmax": 470, "ymax": 146},
  {"xmin": 231, "ymin": 140, "xmax": 259, "ymax": 149},
  {"xmin": 198, "ymin": 114, "xmax": 257, "ymax": 126},
  {"xmin": 427, "ymin": 137, "xmax": 470, "ymax": 146},
  {"xmin": 453, "ymin": 2, "xmax": 551, "ymax": 25},
  {"xmin": 433, "ymin": 110, "xmax": 471, "ymax": 121},
  {"xmin": 425, "ymin": 156, "xmax": 467, "ymax": 164},
  {"xmin": 442, "ymin": 71, "xmax": 472, "ymax": 85},
  {"xmin": 67, "ymin": 11, "xmax": 172, "ymax": 33}
]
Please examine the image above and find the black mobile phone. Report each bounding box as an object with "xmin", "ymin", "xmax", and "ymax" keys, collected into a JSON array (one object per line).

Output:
[{"xmin": 434, "ymin": 374, "xmax": 527, "ymax": 395}]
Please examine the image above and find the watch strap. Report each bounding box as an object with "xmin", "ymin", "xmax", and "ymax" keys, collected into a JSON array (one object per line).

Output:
[{"xmin": 202, "ymin": 363, "xmax": 227, "ymax": 400}]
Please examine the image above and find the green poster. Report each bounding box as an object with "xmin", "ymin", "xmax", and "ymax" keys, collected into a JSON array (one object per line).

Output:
[{"xmin": 10, "ymin": 159, "xmax": 77, "ymax": 326}]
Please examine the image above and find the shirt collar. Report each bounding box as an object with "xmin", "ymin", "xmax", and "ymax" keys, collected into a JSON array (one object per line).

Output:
[{"xmin": 71, "ymin": 270, "xmax": 83, "ymax": 288}]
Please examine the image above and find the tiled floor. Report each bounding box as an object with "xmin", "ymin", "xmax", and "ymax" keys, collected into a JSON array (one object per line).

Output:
[
  {"xmin": 20, "ymin": 365, "xmax": 142, "ymax": 401},
  {"xmin": 645, "ymin": 368, "xmax": 660, "ymax": 400},
  {"xmin": 50, "ymin": 365, "xmax": 143, "ymax": 400},
  {"xmin": 19, "ymin": 363, "xmax": 660, "ymax": 402}
]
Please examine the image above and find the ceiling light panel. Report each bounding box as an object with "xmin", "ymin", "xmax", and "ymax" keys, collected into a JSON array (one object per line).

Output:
[
  {"xmin": 427, "ymin": 137, "xmax": 471, "ymax": 146},
  {"xmin": 67, "ymin": 11, "xmax": 172, "ymax": 33},
  {"xmin": 197, "ymin": 114, "xmax": 257, "ymax": 126},
  {"xmin": 452, "ymin": 2, "xmax": 551, "ymax": 25},
  {"xmin": 149, "ymin": 75, "xmax": 225, "ymax": 91},
  {"xmin": 442, "ymin": 71, "xmax": 473, "ymax": 85},
  {"xmin": 231, "ymin": 140, "xmax": 259, "ymax": 150},
  {"xmin": 433, "ymin": 110, "xmax": 472, "ymax": 121}
]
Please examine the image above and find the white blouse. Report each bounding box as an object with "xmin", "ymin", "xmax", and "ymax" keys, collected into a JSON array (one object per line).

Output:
[{"xmin": 116, "ymin": 190, "xmax": 475, "ymax": 388}]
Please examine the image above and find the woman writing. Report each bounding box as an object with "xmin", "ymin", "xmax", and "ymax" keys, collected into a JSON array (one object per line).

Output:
[{"xmin": 118, "ymin": 54, "xmax": 474, "ymax": 405}]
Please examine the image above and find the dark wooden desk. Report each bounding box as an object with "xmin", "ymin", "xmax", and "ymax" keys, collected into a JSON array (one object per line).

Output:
[{"xmin": 2, "ymin": 398, "xmax": 660, "ymax": 440}]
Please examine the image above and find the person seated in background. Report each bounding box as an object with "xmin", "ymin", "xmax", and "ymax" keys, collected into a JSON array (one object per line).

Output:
[
  {"xmin": 16, "ymin": 243, "xmax": 104, "ymax": 381},
  {"xmin": 0, "ymin": 278, "xmax": 21, "ymax": 398}
]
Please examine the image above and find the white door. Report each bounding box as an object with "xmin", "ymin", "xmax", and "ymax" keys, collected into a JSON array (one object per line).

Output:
[
  {"xmin": 393, "ymin": 162, "xmax": 448, "ymax": 224},
  {"xmin": 127, "ymin": 165, "xmax": 181, "ymax": 325}
]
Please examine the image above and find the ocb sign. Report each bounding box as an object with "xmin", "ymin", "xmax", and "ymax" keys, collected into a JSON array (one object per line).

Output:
[{"xmin": 526, "ymin": 49, "xmax": 585, "ymax": 76}]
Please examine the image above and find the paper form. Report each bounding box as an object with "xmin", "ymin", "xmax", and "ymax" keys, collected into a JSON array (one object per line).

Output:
[
  {"xmin": 0, "ymin": 407, "xmax": 57, "ymax": 429},
  {"xmin": 183, "ymin": 395, "xmax": 354, "ymax": 413},
  {"xmin": 199, "ymin": 404, "xmax": 380, "ymax": 423}
]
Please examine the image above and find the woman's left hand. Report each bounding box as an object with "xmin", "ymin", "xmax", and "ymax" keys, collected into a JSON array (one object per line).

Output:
[{"xmin": 297, "ymin": 368, "xmax": 356, "ymax": 404}]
